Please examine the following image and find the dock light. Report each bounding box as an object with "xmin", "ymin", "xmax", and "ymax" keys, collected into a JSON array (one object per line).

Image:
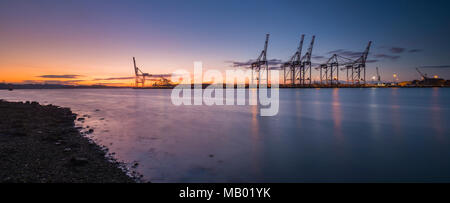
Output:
[
  {"xmin": 372, "ymin": 76, "xmax": 376, "ymax": 80},
  {"xmin": 393, "ymin": 74, "xmax": 397, "ymax": 78},
  {"xmin": 434, "ymin": 75, "xmax": 439, "ymax": 79}
]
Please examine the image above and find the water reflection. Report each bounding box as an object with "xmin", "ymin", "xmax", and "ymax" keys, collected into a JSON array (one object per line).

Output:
[
  {"xmin": 1, "ymin": 88, "xmax": 449, "ymax": 182},
  {"xmin": 431, "ymin": 88, "xmax": 444, "ymax": 140},
  {"xmin": 332, "ymin": 88, "xmax": 343, "ymax": 140},
  {"xmin": 390, "ymin": 88, "xmax": 402, "ymax": 136}
]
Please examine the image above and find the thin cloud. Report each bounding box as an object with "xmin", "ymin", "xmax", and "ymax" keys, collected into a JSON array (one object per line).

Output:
[
  {"xmin": 38, "ymin": 74, "xmax": 82, "ymax": 79},
  {"xmin": 389, "ymin": 47, "xmax": 405, "ymax": 54},
  {"xmin": 226, "ymin": 59, "xmax": 284, "ymax": 68},
  {"xmin": 225, "ymin": 60, "xmax": 253, "ymax": 67},
  {"xmin": 374, "ymin": 54, "xmax": 400, "ymax": 60},
  {"xmin": 21, "ymin": 80, "xmax": 85, "ymax": 85},
  {"xmin": 381, "ymin": 46, "xmax": 423, "ymax": 54},
  {"xmin": 93, "ymin": 77, "xmax": 135, "ymax": 81},
  {"xmin": 326, "ymin": 49, "xmax": 363, "ymax": 58},
  {"xmin": 94, "ymin": 82, "xmax": 127, "ymax": 85},
  {"xmin": 94, "ymin": 74, "xmax": 174, "ymax": 81},
  {"xmin": 408, "ymin": 49, "xmax": 423, "ymax": 53},
  {"xmin": 150, "ymin": 74, "xmax": 174, "ymax": 77},
  {"xmin": 312, "ymin": 55, "xmax": 326, "ymax": 60}
]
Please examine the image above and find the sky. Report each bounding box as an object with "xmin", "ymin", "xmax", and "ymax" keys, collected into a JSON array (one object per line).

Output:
[{"xmin": 1, "ymin": 0, "xmax": 450, "ymax": 85}]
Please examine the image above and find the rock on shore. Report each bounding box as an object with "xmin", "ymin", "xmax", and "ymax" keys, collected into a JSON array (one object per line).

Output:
[{"xmin": 0, "ymin": 100, "xmax": 135, "ymax": 183}]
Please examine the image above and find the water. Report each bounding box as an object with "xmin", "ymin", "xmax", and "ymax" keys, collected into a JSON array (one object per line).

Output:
[{"xmin": 1, "ymin": 88, "xmax": 449, "ymax": 182}]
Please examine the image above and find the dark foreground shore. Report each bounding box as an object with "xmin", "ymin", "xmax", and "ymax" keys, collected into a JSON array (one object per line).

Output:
[{"xmin": 0, "ymin": 100, "xmax": 135, "ymax": 183}]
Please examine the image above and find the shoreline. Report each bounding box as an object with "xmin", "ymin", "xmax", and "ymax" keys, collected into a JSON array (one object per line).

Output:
[
  {"xmin": 0, "ymin": 100, "xmax": 137, "ymax": 183},
  {"xmin": 1, "ymin": 84, "xmax": 449, "ymax": 90},
  {"xmin": 1, "ymin": 86, "xmax": 449, "ymax": 90}
]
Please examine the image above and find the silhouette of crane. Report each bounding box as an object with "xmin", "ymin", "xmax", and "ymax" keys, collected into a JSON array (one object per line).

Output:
[
  {"xmin": 133, "ymin": 57, "xmax": 150, "ymax": 88},
  {"xmin": 133, "ymin": 57, "xmax": 172, "ymax": 88},
  {"xmin": 299, "ymin": 36, "xmax": 315, "ymax": 86},
  {"xmin": 339, "ymin": 41, "xmax": 372, "ymax": 85},
  {"xmin": 416, "ymin": 68, "xmax": 428, "ymax": 80},
  {"xmin": 376, "ymin": 67, "xmax": 381, "ymax": 82},
  {"xmin": 251, "ymin": 34, "xmax": 270, "ymax": 87},
  {"xmin": 282, "ymin": 34, "xmax": 304, "ymax": 86}
]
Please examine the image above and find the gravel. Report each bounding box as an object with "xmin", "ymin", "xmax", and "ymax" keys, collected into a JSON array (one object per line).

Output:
[{"xmin": 0, "ymin": 100, "xmax": 136, "ymax": 183}]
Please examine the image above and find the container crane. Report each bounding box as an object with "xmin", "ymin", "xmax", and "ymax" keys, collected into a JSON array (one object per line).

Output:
[
  {"xmin": 282, "ymin": 34, "xmax": 304, "ymax": 86},
  {"xmin": 339, "ymin": 41, "xmax": 372, "ymax": 85},
  {"xmin": 133, "ymin": 57, "xmax": 172, "ymax": 88},
  {"xmin": 299, "ymin": 35, "xmax": 315, "ymax": 86},
  {"xmin": 251, "ymin": 34, "xmax": 270, "ymax": 87},
  {"xmin": 376, "ymin": 67, "xmax": 381, "ymax": 82},
  {"xmin": 133, "ymin": 57, "xmax": 150, "ymax": 88}
]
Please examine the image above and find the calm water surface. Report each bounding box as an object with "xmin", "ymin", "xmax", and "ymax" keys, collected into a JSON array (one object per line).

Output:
[{"xmin": 1, "ymin": 88, "xmax": 449, "ymax": 182}]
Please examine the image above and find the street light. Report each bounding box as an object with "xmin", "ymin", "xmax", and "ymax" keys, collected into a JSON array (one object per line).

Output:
[{"xmin": 393, "ymin": 73, "xmax": 398, "ymax": 84}]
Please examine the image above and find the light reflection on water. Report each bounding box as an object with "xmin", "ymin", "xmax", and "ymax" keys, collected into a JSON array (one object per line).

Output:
[{"xmin": 1, "ymin": 88, "xmax": 450, "ymax": 182}]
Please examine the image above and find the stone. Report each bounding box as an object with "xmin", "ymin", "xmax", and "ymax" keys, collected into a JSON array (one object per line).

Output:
[{"xmin": 70, "ymin": 157, "xmax": 88, "ymax": 166}]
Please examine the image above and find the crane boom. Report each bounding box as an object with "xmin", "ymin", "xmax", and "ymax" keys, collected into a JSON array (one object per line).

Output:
[
  {"xmin": 133, "ymin": 57, "xmax": 138, "ymax": 76},
  {"xmin": 376, "ymin": 67, "xmax": 381, "ymax": 82},
  {"xmin": 296, "ymin": 34, "xmax": 305, "ymax": 62},
  {"xmin": 263, "ymin": 34, "xmax": 269, "ymax": 62},
  {"xmin": 307, "ymin": 35, "xmax": 315, "ymax": 62},
  {"xmin": 416, "ymin": 68, "xmax": 428, "ymax": 79},
  {"xmin": 362, "ymin": 41, "xmax": 372, "ymax": 63}
]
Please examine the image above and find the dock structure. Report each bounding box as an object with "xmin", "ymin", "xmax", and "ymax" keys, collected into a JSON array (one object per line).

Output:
[
  {"xmin": 282, "ymin": 34, "xmax": 304, "ymax": 86},
  {"xmin": 133, "ymin": 57, "xmax": 172, "ymax": 88},
  {"xmin": 133, "ymin": 57, "xmax": 150, "ymax": 88},
  {"xmin": 246, "ymin": 34, "xmax": 372, "ymax": 87},
  {"xmin": 132, "ymin": 36, "xmax": 448, "ymax": 88},
  {"xmin": 247, "ymin": 34, "xmax": 372, "ymax": 88}
]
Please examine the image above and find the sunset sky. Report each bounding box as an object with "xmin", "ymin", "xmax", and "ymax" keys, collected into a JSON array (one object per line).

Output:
[{"xmin": 1, "ymin": 0, "xmax": 450, "ymax": 86}]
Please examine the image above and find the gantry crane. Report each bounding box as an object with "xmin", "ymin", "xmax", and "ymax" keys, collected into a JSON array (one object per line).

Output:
[
  {"xmin": 317, "ymin": 54, "xmax": 340, "ymax": 86},
  {"xmin": 133, "ymin": 57, "xmax": 172, "ymax": 88},
  {"xmin": 299, "ymin": 35, "xmax": 315, "ymax": 86},
  {"xmin": 282, "ymin": 34, "xmax": 304, "ymax": 86},
  {"xmin": 133, "ymin": 57, "xmax": 150, "ymax": 88},
  {"xmin": 339, "ymin": 41, "xmax": 372, "ymax": 85},
  {"xmin": 251, "ymin": 34, "xmax": 270, "ymax": 87}
]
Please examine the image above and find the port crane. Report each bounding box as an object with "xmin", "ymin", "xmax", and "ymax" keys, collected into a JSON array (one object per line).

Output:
[
  {"xmin": 282, "ymin": 34, "xmax": 304, "ymax": 86},
  {"xmin": 317, "ymin": 53, "xmax": 340, "ymax": 86},
  {"xmin": 133, "ymin": 57, "xmax": 150, "ymax": 87},
  {"xmin": 337, "ymin": 41, "xmax": 372, "ymax": 85},
  {"xmin": 133, "ymin": 57, "xmax": 172, "ymax": 88},
  {"xmin": 414, "ymin": 66, "xmax": 449, "ymax": 86},
  {"xmin": 299, "ymin": 35, "xmax": 315, "ymax": 86},
  {"xmin": 415, "ymin": 68, "xmax": 429, "ymax": 80},
  {"xmin": 416, "ymin": 65, "xmax": 450, "ymax": 79},
  {"xmin": 376, "ymin": 67, "xmax": 381, "ymax": 82},
  {"xmin": 251, "ymin": 34, "xmax": 270, "ymax": 87},
  {"xmin": 316, "ymin": 41, "xmax": 372, "ymax": 86}
]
